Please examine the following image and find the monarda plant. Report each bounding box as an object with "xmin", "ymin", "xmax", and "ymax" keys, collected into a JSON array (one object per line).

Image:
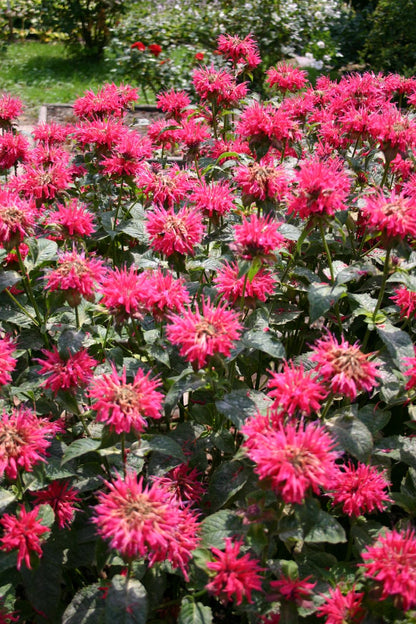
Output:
[{"xmin": 1, "ymin": 34, "xmax": 416, "ymax": 624}]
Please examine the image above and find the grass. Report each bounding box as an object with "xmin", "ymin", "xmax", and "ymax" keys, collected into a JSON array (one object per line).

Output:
[{"xmin": 0, "ymin": 40, "xmax": 113, "ymax": 122}]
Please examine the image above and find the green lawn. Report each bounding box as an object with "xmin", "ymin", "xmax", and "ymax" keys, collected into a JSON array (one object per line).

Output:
[{"xmin": 0, "ymin": 40, "xmax": 113, "ymax": 121}]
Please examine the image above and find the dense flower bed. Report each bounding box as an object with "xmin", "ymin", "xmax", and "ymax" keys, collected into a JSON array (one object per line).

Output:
[{"xmin": 1, "ymin": 33, "xmax": 416, "ymax": 623}]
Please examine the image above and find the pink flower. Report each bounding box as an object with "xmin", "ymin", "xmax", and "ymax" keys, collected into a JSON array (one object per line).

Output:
[
  {"xmin": 73, "ymin": 119, "xmax": 126, "ymax": 150},
  {"xmin": 93, "ymin": 473, "xmax": 200, "ymax": 579},
  {"xmin": 269, "ymin": 575, "xmax": 315, "ymax": 605},
  {"xmin": 146, "ymin": 205, "xmax": 205, "ymax": 257},
  {"xmin": 390, "ymin": 285, "xmax": 416, "ymax": 318},
  {"xmin": 310, "ymin": 333, "xmax": 380, "ymax": 400},
  {"xmin": 100, "ymin": 130, "xmax": 153, "ymax": 178},
  {"xmin": 0, "ymin": 93, "xmax": 23, "ymax": 127},
  {"xmin": 32, "ymin": 121, "xmax": 72, "ymax": 145},
  {"xmin": 206, "ymin": 538, "xmax": 263, "ymax": 605},
  {"xmin": 0, "ymin": 189, "xmax": 36, "ymax": 249},
  {"xmin": 152, "ymin": 463, "xmax": 206, "ymax": 507},
  {"xmin": 144, "ymin": 268, "xmax": 190, "ymax": 321},
  {"xmin": 361, "ymin": 527, "xmax": 416, "ymax": 611},
  {"xmin": 287, "ymin": 157, "xmax": 351, "ymax": 219},
  {"xmin": 156, "ymin": 88, "xmax": 191, "ymax": 121},
  {"xmin": 242, "ymin": 417, "xmax": 339, "ymax": 504},
  {"xmin": 89, "ymin": 364, "xmax": 164, "ymax": 434},
  {"xmin": 131, "ymin": 41, "xmax": 146, "ymax": 51},
  {"xmin": 267, "ymin": 361, "xmax": 328, "ymax": 417},
  {"xmin": 166, "ymin": 298, "xmax": 242, "ymax": 369},
  {"xmin": 0, "ymin": 408, "xmax": 63, "ymax": 480},
  {"xmin": 0, "ymin": 505, "xmax": 50, "ymax": 570},
  {"xmin": 31, "ymin": 480, "xmax": 80, "ymax": 529},
  {"xmin": 233, "ymin": 214, "xmax": 286, "ymax": 262},
  {"xmin": 192, "ymin": 65, "xmax": 247, "ymax": 107},
  {"xmin": 137, "ymin": 164, "xmax": 193, "ymax": 208},
  {"xmin": 189, "ymin": 179, "xmax": 236, "ymax": 219},
  {"xmin": 216, "ymin": 33, "xmax": 261, "ymax": 69},
  {"xmin": 98, "ymin": 265, "xmax": 150, "ymax": 323},
  {"xmin": 0, "ymin": 132, "xmax": 29, "ymax": 170},
  {"xmin": 403, "ymin": 348, "xmax": 416, "ymax": 390},
  {"xmin": 266, "ymin": 62, "xmax": 308, "ymax": 93},
  {"xmin": 0, "ymin": 598, "xmax": 18, "ymax": 623},
  {"xmin": 330, "ymin": 462, "xmax": 392, "ymax": 516},
  {"xmin": 45, "ymin": 249, "xmax": 106, "ymax": 307},
  {"xmin": 214, "ymin": 261, "xmax": 277, "ymax": 306},
  {"xmin": 361, "ymin": 190, "xmax": 416, "ymax": 241},
  {"xmin": 0, "ymin": 335, "xmax": 17, "ymax": 388},
  {"xmin": 45, "ymin": 198, "xmax": 96, "ymax": 239},
  {"xmin": 177, "ymin": 118, "xmax": 211, "ymax": 151},
  {"xmin": 36, "ymin": 346, "xmax": 98, "ymax": 395},
  {"xmin": 148, "ymin": 44, "xmax": 162, "ymax": 57},
  {"xmin": 317, "ymin": 587, "xmax": 365, "ymax": 624},
  {"xmin": 234, "ymin": 159, "xmax": 289, "ymax": 202},
  {"xmin": 73, "ymin": 83, "xmax": 139, "ymax": 120}
]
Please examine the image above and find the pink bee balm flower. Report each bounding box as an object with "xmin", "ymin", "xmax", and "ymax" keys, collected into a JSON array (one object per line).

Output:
[
  {"xmin": 403, "ymin": 348, "xmax": 416, "ymax": 390},
  {"xmin": 31, "ymin": 480, "xmax": 80, "ymax": 529},
  {"xmin": 45, "ymin": 198, "xmax": 96, "ymax": 239},
  {"xmin": 89, "ymin": 364, "xmax": 164, "ymax": 435},
  {"xmin": 330, "ymin": 462, "xmax": 392, "ymax": 516},
  {"xmin": 0, "ymin": 189, "xmax": 36, "ymax": 250},
  {"xmin": 137, "ymin": 164, "xmax": 193, "ymax": 208},
  {"xmin": 267, "ymin": 360, "xmax": 328, "ymax": 417},
  {"xmin": 214, "ymin": 261, "xmax": 277, "ymax": 306},
  {"xmin": 166, "ymin": 299, "xmax": 242, "ymax": 370},
  {"xmin": 242, "ymin": 416, "xmax": 339, "ymax": 504},
  {"xmin": 36, "ymin": 346, "xmax": 98, "ymax": 395},
  {"xmin": 146, "ymin": 205, "xmax": 205, "ymax": 257},
  {"xmin": 0, "ymin": 132, "xmax": 29, "ymax": 170},
  {"xmin": 310, "ymin": 333, "xmax": 380, "ymax": 400},
  {"xmin": 234, "ymin": 158, "xmax": 289, "ymax": 202},
  {"xmin": 361, "ymin": 190, "xmax": 416, "ymax": 241},
  {"xmin": 361, "ymin": 527, "xmax": 416, "ymax": 611},
  {"xmin": 266, "ymin": 61, "xmax": 308, "ymax": 93},
  {"xmin": 0, "ymin": 505, "xmax": 50, "ymax": 570},
  {"xmin": 11, "ymin": 161, "xmax": 72, "ymax": 203},
  {"xmin": 189, "ymin": 178, "xmax": 236, "ymax": 219},
  {"xmin": 45, "ymin": 249, "xmax": 106, "ymax": 307},
  {"xmin": 100, "ymin": 130, "xmax": 153, "ymax": 178},
  {"xmin": 152, "ymin": 463, "xmax": 206, "ymax": 507},
  {"xmin": 287, "ymin": 157, "xmax": 351, "ymax": 220},
  {"xmin": 317, "ymin": 587, "xmax": 365, "ymax": 624},
  {"xmin": 156, "ymin": 88, "xmax": 191, "ymax": 121},
  {"xmin": 144, "ymin": 268, "xmax": 190, "ymax": 321},
  {"xmin": 73, "ymin": 82, "xmax": 139, "ymax": 120},
  {"xmin": 93, "ymin": 473, "xmax": 200, "ymax": 579},
  {"xmin": 0, "ymin": 408, "xmax": 63, "ymax": 480},
  {"xmin": 269, "ymin": 575, "xmax": 315, "ymax": 605},
  {"xmin": 216, "ymin": 33, "xmax": 261, "ymax": 69},
  {"xmin": 32, "ymin": 121, "xmax": 72, "ymax": 145},
  {"xmin": 0, "ymin": 93, "xmax": 23, "ymax": 127},
  {"xmin": 192, "ymin": 65, "xmax": 247, "ymax": 107},
  {"xmin": 206, "ymin": 538, "xmax": 263, "ymax": 605},
  {"xmin": 0, "ymin": 335, "xmax": 17, "ymax": 387},
  {"xmin": 233, "ymin": 214, "xmax": 286, "ymax": 262},
  {"xmin": 99, "ymin": 265, "xmax": 150, "ymax": 323},
  {"xmin": 390, "ymin": 285, "xmax": 416, "ymax": 318}
]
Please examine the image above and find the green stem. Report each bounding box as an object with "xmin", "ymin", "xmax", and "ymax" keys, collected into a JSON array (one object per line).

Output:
[
  {"xmin": 362, "ymin": 245, "xmax": 392, "ymax": 350},
  {"xmin": 16, "ymin": 246, "xmax": 43, "ymax": 327},
  {"xmin": 4, "ymin": 288, "xmax": 38, "ymax": 326},
  {"xmin": 320, "ymin": 393, "xmax": 335, "ymax": 420},
  {"xmin": 121, "ymin": 432, "xmax": 126, "ymax": 478},
  {"xmin": 281, "ymin": 221, "xmax": 312, "ymax": 282},
  {"xmin": 75, "ymin": 306, "xmax": 80, "ymax": 330},
  {"xmin": 319, "ymin": 220, "xmax": 334, "ymax": 283}
]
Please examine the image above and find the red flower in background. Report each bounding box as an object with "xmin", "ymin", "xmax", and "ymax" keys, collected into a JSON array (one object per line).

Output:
[
  {"xmin": 195, "ymin": 52, "xmax": 205, "ymax": 61},
  {"xmin": 131, "ymin": 41, "xmax": 146, "ymax": 51},
  {"xmin": 148, "ymin": 44, "xmax": 162, "ymax": 57}
]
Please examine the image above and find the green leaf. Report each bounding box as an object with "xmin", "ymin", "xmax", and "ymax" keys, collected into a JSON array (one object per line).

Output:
[
  {"xmin": 200, "ymin": 510, "xmax": 244, "ymax": 549},
  {"xmin": 302, "ymin": 508, "xmax": 346, "ymax": 544},
  {"xmin": 0, "ymin": 271, "xmax": 20, "ymax": 292},
  {"xmin": 105, "ymin": 575, "xmax": 148, "ymax": 624},
  {"xmin": 0, "ymin": 488, "xmax": 15, "ymax": 513},
  {"xmin": 308, "ymin": 283, "xmax": 346, "ymax": 323},
  {"xmin": 145, "ymin": 434, "xmax": 186, "ymax": 462},
  {"xmin": 164, "ymin": 370, "xmax": 205, "ymax": 417},
  {"xmin": 207, "ymin": 461, "xmax": 248, "ymax": 512},
  {"xmin": 242, "ymin": 328, "xmax": 285, "ymax": 359},
  {"xmin": 326, "ymin": 410, "xmax": 373, "ymax": 462},
  {"xmin": 279, "ymin": 499, "xmax": 346, "ymax": 545},
  {"xmin": 62, "ymin": 583, "xmax": 105, "ymax": 624},
  {"xmin": 178, "ymin": 599, "xmax": 213, "ymax": 624},
  {"xmin": 61, "ymin": 438, "xmax": 101, "ymax": 466},
  {"xmin": 357, "ymin": 405, "xmax": 390, "ymax": 434},
  {"xmin": 58, "ymin": 329, "xmax": 86, "ymax": 356},
  {"xmin": 376, "ymin": 321, "xmax": 414, "ymax": 369},
  {"xmin": 216, "ymin": 388, "xmax": 272, "ymax": 429},
  {"xmin": 27, "ymin": 237, "xmax": 58, "ymax": 268}
]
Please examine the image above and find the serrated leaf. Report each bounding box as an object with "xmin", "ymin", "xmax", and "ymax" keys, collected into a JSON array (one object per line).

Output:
[
  {"xmin": 216, "ymin": 388, "xmax": 272, "ymax": 429},
  {"xmin": 308, "ymin": 283, "xmax": 346, "ymax": 322},
  {"xmin": 357, "ymin": 405, "xmax": 390, "ymax": 434},
  {"xmin": 326, "ymin": 411, "xmax": 373, "ymax": 462},
  {"xmin": 105, "ymin": 575, "xmax": 148, "ymax": 624},
  {"xmin": 62, "ymin": 583, "xmax": 105, "ymax": 624},
  {"xmin": 145, "ymin": 434, "xmax": 186, "ymax": 462},
  {"xmin": 200, "ymin": 510, "xmax": 244, "ymax": 549},
  {"xmin": 207, "ymin": 461, "xmax": 248, "ymax": 512},
  {"xmin": 242, "ymin": 328, "xmax": 285, "ymax": 359},
  {"xmin": 27, "ymin": 237, "xmax": 58, "ymax": 268},
  {"xmin": 303, "ymin": 509, "xmax": 346, "ymax": 544},
  {"xmin": 376, "ymin": 321, "xmax": 414, "ymax": 368},
  {"xmin": 0, "ymin": 271, "xmax": 20, "ymax": 292},
  {"xmin": 61, "ymin": 438, "xmax": 101, "ymax": 466},
  {"xmin": 0, "ymin": 488, "xmax": 15, "ymax": 512},
  {"xmin": 58, "ymin": 329, "xmax": 85, "ymax": 355},
  {"xmin": 178, "ymin": 599, "xmax": 212, "ymax": 624}
]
